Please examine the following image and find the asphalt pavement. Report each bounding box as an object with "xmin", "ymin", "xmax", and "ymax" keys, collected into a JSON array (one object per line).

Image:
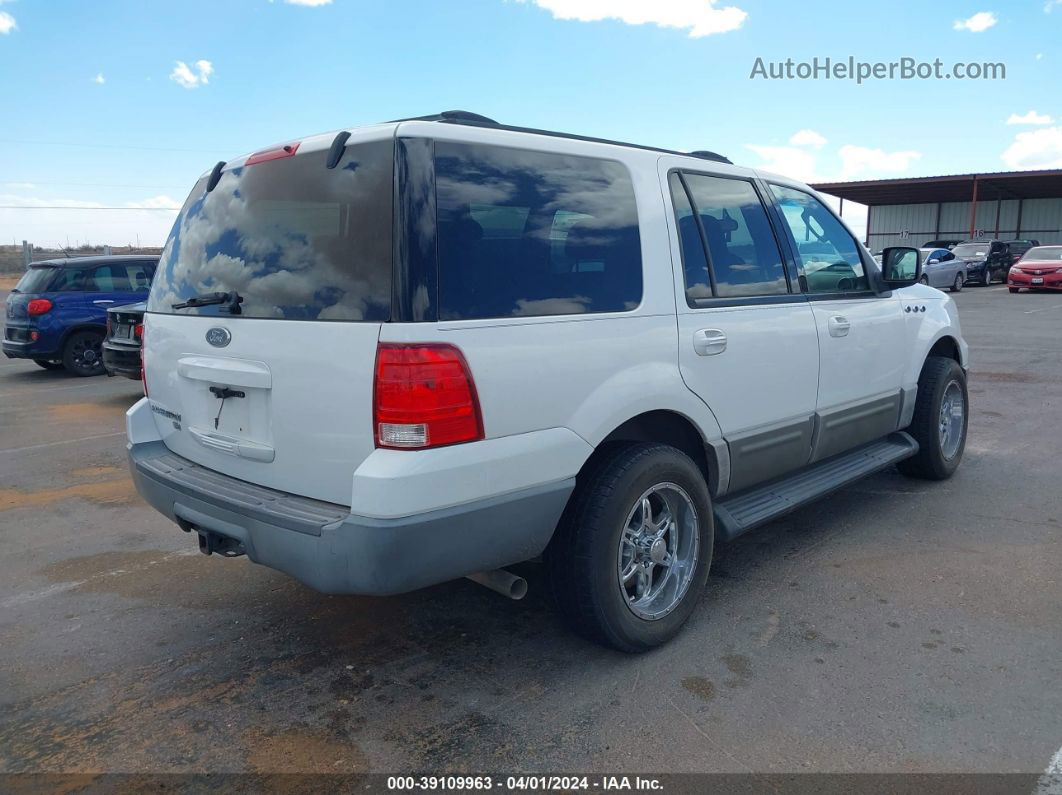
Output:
[{"xmin": 0, "ymin": 285, "xmax": 1059, "ymax": 780}]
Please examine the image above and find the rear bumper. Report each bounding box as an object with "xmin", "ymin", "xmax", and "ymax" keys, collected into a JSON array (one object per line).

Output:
[
  {"xmin": 128, "ymin": 440, "xmax": 574, "ymax": 595},
  {"xmin": 103, "ymin": 341, "xmax": 141, "ymax": 378}
]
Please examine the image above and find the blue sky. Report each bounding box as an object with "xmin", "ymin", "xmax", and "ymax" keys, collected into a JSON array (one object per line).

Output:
[{"xmin": 1, "ymin": 0, "xmax": 1059, "ymax": 246}]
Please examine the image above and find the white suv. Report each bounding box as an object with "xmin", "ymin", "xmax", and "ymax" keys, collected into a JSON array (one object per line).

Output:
[{"xmin": 127, "ymin": 111, "xmax": 969, "ymax": 651}]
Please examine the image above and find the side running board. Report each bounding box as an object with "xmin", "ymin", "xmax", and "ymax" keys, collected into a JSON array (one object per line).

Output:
[{"xmin": 713, "ymin": 432, "xmax": 919, "ymax": 541}]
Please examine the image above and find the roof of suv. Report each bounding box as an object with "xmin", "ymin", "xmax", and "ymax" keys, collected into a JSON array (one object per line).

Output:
[
  {"xmin": 29, "ymin": 255, "xmax": 161, "ymax": 268},
  {"xmin": 390, "ymin": 110, "xmax": 734, "ymax": 164}
]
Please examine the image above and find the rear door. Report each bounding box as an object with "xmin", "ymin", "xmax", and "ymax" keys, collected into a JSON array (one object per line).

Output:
[
  {"xmin": 663, "ymin": 164, "xmax": 820, "ymax": 494},
  {"xmin": 80, "ymin": 263, "xmax": 133, "ymax": 318},
  {"xmin": 143, "ymin": 136, "xmax": 394, "ymax": 505},
  {"xmin": 767, "ymin": 183, "xmax": 906, "ymax": 462}
]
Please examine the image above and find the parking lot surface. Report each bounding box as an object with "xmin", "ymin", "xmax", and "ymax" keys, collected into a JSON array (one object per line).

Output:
[{"xmin": 1, "ymin": 286, "xmax": 1059, "ymax": 777}]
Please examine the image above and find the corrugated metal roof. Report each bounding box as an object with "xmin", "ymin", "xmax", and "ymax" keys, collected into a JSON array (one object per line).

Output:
[{"xmin": 812, "ymin": 169, "xmax": 1062, "ymax": 205}]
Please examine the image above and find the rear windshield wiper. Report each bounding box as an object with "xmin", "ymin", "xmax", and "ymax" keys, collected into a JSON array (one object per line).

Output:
[{"xmin": 171, "ymin": 290, "xmax": 243, "ymax": 314}]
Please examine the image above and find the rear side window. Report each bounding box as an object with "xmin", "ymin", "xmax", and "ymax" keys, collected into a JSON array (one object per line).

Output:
[
  {"xmin": 14, "ymin": 266, "xmax": 58, "ymax": 293},
  {"xmin": 670, "ymin": 172, "xmax": 789, "ymax": 301},
  {"xmin": 149, "ymin": 140, "xmax": 393, "ymax": 321},
  {"xmin": 435, "ymin": 142, "xmax": 642, "ymax": 320},
  {"xmin": 52, "ymin": 268, "xmax": 93, "ymax": 292},
  {"xmin": 87, "ymin": 264, "xmax": 132, "ymax": 292}
]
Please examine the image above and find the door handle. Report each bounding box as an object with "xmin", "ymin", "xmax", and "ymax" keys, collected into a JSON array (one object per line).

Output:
[
  {"xmin": 693, "ymin": 328, "xmax": 727, "ymax": 356},
  {"xmin": 828, "ymin": 315, "xmax": 850, "ymax": 337},
  {"xmin": 93, "ymin": 300, "xmax": 115, "ymax": 304}
]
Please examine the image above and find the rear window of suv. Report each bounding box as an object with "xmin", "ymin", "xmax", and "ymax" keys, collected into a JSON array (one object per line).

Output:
[
  {"xmin": 435, "ymin": 142, "xmax": 642, "ymax": 320},
  {"xmin": 148, "ymin": 140, "xmax": 393, "ymax": 321}
]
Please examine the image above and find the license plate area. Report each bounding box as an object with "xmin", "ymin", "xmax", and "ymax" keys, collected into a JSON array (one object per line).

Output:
[{"xmin": 1032, "ymin": 277, "xmax": 1044, "ymax": 284}]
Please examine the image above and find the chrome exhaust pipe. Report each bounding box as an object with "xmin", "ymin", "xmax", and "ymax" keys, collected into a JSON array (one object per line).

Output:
[{"xmin": 465, "ymin": 569, "xmax": 528, "ymax": 600}]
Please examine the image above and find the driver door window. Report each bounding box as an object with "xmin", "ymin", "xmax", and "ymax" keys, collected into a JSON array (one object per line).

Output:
[{"xmin": 769, "ymin": 184, "xmax": 869, "ymax": 294}]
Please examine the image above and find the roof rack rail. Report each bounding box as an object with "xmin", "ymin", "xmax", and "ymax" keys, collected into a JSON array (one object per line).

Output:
[
  {"xmin": 688, "ymin": 150, "xmax": 733, "ymax": 165},
  {"xmin": 391, "ymin": 111, "xmax": 733, "ymax": 166}
]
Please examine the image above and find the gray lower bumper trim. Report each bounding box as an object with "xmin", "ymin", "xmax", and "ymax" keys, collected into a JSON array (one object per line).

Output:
[{"xmin": 129, "ymin": 442, "xmax": 574, "ymax": 595}]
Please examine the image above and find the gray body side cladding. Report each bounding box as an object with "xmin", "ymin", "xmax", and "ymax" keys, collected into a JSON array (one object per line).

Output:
[{"xmin": 129, "ymin": 441, "xmax": 574, "ymax": 596}]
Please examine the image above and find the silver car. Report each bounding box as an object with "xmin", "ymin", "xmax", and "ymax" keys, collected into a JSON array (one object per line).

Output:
[{"xmin": 919, "ymin": 247, "xmax": 965, "ymax": 292}]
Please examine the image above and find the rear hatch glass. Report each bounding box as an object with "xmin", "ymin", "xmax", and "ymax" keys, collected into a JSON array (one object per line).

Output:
[
  {"xmin": 149, "ymin": 140, "xmax": 393, "ymax": 320},
  {"xmin": 143, "ymin": 138, "xmax": 394, "ymax": 505}
]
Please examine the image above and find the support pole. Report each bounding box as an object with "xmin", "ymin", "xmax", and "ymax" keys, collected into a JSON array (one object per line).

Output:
[{"xmin": 968, "ymin": 176, "xmax": 979, "ymax": 238}]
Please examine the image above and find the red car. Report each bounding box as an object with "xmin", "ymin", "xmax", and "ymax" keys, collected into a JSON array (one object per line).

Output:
[{"xmin": 1008, "ymin": 246, "xmax": 1062, "ymax": 292}]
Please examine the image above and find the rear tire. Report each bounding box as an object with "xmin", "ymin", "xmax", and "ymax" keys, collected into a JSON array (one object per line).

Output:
[
  {"xmin": 546, "ymin": 443, "xmax": 713, "ymax": 652},
  {"xmin": 898, "ymin": 356, "xmax": 968, "ymax": 481},
  {"xmin": 33, "ymin": 359, "xmax": 63, "ymax": 370},
  {"xmin": 950, "ymin": 273, "xmax": 963, "ymax": 293},
  {"xmin": 61, "ymin": 331, "xmax": 105, "ymax": 377}
]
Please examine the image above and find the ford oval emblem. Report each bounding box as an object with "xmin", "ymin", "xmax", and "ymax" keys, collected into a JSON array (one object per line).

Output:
[{"xmin": 206, "ymin": 327, "xmax": 231, "ymax": 348}]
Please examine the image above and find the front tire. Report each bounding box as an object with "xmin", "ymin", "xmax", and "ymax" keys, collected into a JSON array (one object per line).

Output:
[
  {"xmin": 898, "ymin": 356, "xmax": 968, "ymax": 480},
  {"xmin": 950, "ymin": 273, "xmax": 963, "ymax": 293},
  {"xmin": 546, "ymin": 443, "xmax": 713, "ymax": 652},
  {"xmin": 981, "ymin": 269, "xmax": 993, "ymax": 286},
  {"xmin": 62, "ymin": 331, "xmax": 105, "ymax": 377}
]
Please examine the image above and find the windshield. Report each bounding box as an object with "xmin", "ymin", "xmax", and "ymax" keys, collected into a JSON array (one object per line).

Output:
[
  {"xmin": 952, "ymin": 244, "xmax": 989, "ymax": 258},
  {"xmin": 13, "ymin": 266, "xmax": 58, "ymax": 294},
  {"xmin": 1022, "ymin": 247, "xmax": 1062, "ymax": 261},
  {"xmin": 148, "ymin": 139, "xmax": 394, "ymax": 321}
]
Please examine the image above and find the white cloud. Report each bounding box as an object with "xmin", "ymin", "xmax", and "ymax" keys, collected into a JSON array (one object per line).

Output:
[
  {"xmin": 93, "ymin": 73, "xmax": 105, "ymax": 85},
  {"xmin": 1001, "ymin": 126, "xmax": 1062, "ymax": 169},
  {"xmin": 789, "ymin": 129, "xmax": 827, "ymax": 148},
  {"xmin": 169, "ymin": 59, "xmax": 213, "ymax": 89},
  {"xmin": 952, "ymin": 11, "xmax": 997, "ymax": 32},
  {"xmin": 284, "ymin": 0, "xmax": 334, "ymax": 5},
  {"xmin": 1036, "ymin": 53, "xmax": 1044, "ymax": 60},
  {"xmin": 127, "ymin": 195, "xmax": 181, "ymax": 210},
  {"xmin": 4, "ymin": 182, "xmax": 36, "ymax": 190},
  {"xmin": 515, "ymin": 0, "xmax": 747, "ymax": 37},
  {"xmin": 838, "ymin": 145, "xmax": 921, "ymax": 178},
  {"xmin": 744, "ymin": 145, "xmax": 821, "ymax": 182},
  {"xmin": 0, "ymin": 11, "xmax": 16, "ymax": 34},
  {"xmin": 1045, "ymin": 0, "xmax": 1062, "ymax": 12},
  {"xmin": 1007, "ymin": 110, "xmax": 1053, "ymax": 125}
]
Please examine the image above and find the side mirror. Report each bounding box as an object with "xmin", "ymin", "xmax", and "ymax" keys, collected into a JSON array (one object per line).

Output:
[
  {"xmin": 927, "ymin": 258, "xmax": 940, "ymax": 265},
  {"xmin": 881, "ymin": 246, "xmax": 922, "ymax": 288}
]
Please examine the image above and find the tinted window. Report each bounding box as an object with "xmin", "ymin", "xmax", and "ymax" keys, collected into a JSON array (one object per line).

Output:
[
  {"xmin": 435, "ymin": 142, "xmax": 642, "ymax": 320},
  {"xmin": 149, "ymin": 141, "xmax": 393, "ymax": 320},
  {"xmin": 87, "ymin": 264, "xmax": 132, "ymax": 292},
  {"xmin": 124, "ymin": 262, "xmax": 155, "ymax": 292},
  {"xmin": 674, "ymin": 173, "xmax": 788, "ymax": 300},
  {"xmin": 52, "ymin": 268, "xmax": 93, "ymax": 292},
  {"xmin": 13, "ymin": 266, "xmax": 58, "ymax": 293},
  {"xmin": 770, "ymin": 184, "xmax": 868, "ymax": 293}
]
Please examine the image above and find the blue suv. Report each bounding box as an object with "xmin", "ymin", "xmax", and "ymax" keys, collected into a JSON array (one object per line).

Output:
[{"xmin": 4, "ymin": 255, "xmax": 158, "ymax": 376}]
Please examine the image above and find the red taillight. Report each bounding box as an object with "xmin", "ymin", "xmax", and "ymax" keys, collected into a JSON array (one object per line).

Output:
[
  {"xmin": 140, "ymin": 324, "xmax": 148, "ymax": 397},
  {"xmin": 373, "ymin": 343, "xmax": 483, "ymax": 450},
  {"xmin": 134, "ymin": 323, "xmax": 143, "ymax": 340},
  {"xmin": 27, "ymin": 299, "xmax": 53, "ymax": 316}
]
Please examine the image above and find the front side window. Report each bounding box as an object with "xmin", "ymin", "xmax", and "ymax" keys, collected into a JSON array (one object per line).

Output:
[
  {"xmin": 770, "ymin": 184, "xmax": 869, "ymax": 294},
  {"xmin": 149, "ymin": 140, "xmax": 393, "ymax": 321},
  {"xmin": 435, "ymin": 142, "xmax": 642, "ymax": 320},
  {"xmin": 672, "ymin": 172, "xmax": 788, "ymax": 301}
]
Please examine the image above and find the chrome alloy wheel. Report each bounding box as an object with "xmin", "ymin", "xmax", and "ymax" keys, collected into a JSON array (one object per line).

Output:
[
  {"xmin": 939, "ymin": 380, "xmax": 966, "ymax": 461},
  {"xmin": 617, "ymin": 483, "xmax": 699, "ymax": 621}
]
